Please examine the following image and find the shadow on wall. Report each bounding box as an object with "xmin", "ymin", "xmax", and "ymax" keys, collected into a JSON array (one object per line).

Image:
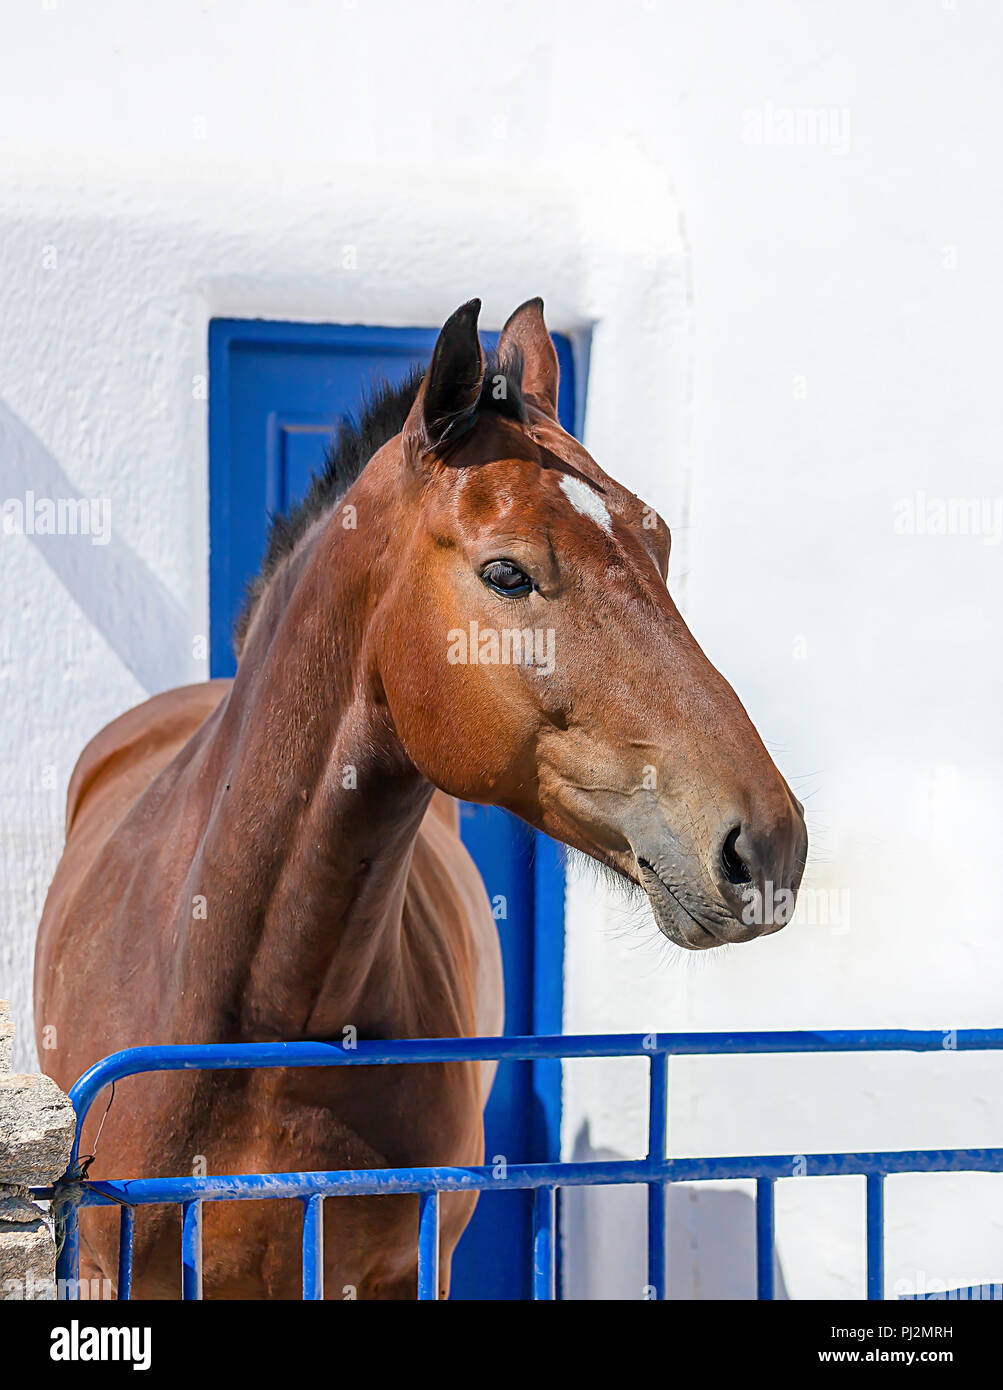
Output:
[
  {"xmin": 0, "ymin": 398, "xmax": 189, "ymax": 695},
  {"xmin": 563, "ymin": 1122, "xmax": 789, "ymax": 1300}
]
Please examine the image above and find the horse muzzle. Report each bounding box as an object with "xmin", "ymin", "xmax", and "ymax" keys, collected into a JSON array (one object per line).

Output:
[{"xmin": 633, "ymin": 800, "xmax": 808, "ymax": 950}]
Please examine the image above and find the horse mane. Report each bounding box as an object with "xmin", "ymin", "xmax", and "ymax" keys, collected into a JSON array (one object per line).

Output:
[{"xmin": 233, "ymin": 348, "xmax": 526, "ymax": 654}]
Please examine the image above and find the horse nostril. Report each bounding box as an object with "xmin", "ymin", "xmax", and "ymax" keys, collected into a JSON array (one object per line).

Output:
[{"xmin": 720, "ymin": 825, "xmax": 753, "ymax": 886}]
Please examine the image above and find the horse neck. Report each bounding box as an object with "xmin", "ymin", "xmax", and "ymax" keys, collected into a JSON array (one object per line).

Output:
[{"xmin": 193, "ymin": 473, "xmax": 432, "ymax": 1040}]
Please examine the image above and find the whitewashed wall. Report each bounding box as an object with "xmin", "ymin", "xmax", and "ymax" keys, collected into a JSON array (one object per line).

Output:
[
  {"xmin": 563, "ymin": 0, "xmax": 1003, "ymax": 1299},
  {"xmin": 0, "ymin": 0, "xmax": 1000, "ymax": 1300}
]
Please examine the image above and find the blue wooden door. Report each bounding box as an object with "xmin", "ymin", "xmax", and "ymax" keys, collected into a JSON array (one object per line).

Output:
[{"xmin": 208, "ymin": 318, "xmax": 575, "ymax": 1298}]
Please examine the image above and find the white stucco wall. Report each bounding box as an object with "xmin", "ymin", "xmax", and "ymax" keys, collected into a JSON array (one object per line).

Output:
[
  {"xmin": 0, "ymin": 0, "xmax": 1000, "ymax": 1300},
  {"xmin": 563, "ymin": 0, "xmax": 1003, "ymax": 1299}
]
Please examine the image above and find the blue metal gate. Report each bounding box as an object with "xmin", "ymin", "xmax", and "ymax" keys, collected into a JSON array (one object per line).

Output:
[{"xmin": 40, "ymin": 1029, "xmax": 1003, "ymax": 1300}]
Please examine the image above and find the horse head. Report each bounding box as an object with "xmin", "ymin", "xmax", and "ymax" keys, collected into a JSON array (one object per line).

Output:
[{"xmin": 368, "ymin": 298, "xmax": 807, "ymax": 948}]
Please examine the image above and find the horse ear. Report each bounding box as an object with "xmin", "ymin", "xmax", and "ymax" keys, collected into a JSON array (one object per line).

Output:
[
  {"xmin": 497, "ymin": 296, "xmax": 559, "ymax": 419},
  {"xmin": 404, "ymin": 299, "xmax": 485, "ymax": 458}
]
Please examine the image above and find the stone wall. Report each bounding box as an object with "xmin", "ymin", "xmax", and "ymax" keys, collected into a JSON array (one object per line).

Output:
[{"xmin": 0, "ymin": 999, "xmax": 74, "ymax": 1299}]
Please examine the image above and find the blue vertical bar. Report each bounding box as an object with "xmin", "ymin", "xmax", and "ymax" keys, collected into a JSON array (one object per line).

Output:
[
  {"xmin": 55, "ymin": 1200, "xmax": 80, "ymax": 1300},
  {"xmin": 532, "ymin": 832, "xmax": 566, "ymax": 1296},
  {"xmin": 532, "ymin": 1186, "xmax": 556, "ymax": 1300},
  {"xmin": 646, "ymin": 1050, "xmax": 668, "ymax": 1300},
  {"xmin": 302, "ymin": 1194, "xmax": 324, "ymax": 1300},
  {"xmin": 417, "ymin": 1191, "xmax": 439, "ymax": 1301},
  {"xmin": 117, "ymin": 1206, "xmax": 134, "ymax": 1301},
  {"xmin": 531, "ymin": 833, "xmax": 566, "ymax": 1160},
  {"xmin": 756, "ymin": 1178, "xmax": 775, "ymax": 1300},
  {"xmin": 181, "ymin": 1200, "xmax": 203, "ymax": 1300},
  {"xmin": 866, "ymin": 1173, "xmax": 884, "ymax": 1301}
]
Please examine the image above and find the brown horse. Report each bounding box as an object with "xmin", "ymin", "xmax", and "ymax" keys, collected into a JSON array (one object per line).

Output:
[{"xmin": 34, "ymin": 298, "xmax": 806, "ymax": 1299}]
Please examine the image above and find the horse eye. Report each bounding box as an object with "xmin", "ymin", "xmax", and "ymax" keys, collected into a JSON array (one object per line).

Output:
[{"xmin": 481, "ymin": 560, "xmax": 533, "ymax": 597}]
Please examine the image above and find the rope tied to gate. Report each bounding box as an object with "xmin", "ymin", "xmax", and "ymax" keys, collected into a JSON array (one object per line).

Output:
[
  {"xmin": 50, "ymin": 1081, "xmax": 127, "ymax": 1258},
  {"xmin": 50, "ymin": 1158, "xmax": 93, "ymax": 1259}
]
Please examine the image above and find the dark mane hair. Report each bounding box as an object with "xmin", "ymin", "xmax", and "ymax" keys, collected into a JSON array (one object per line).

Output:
[{"xmin": 233, "ymin": 348, "xmax": 526, "ymax": 653}]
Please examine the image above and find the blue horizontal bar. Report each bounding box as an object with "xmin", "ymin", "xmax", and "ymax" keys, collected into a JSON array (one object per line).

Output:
[
  {"xmin": 64, "ymin": 1029, "xmax": 1003, "ymax": 1164},
  {"xmin": 72, "ymin": 1146, "xmax": 1003, "ymax": 1208}
]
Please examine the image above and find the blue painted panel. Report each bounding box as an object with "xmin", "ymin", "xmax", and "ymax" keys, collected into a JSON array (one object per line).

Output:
[
  {"xmin": 450, "ymin": 805, "xmax": 537, "ymax": 1298},
  {"xmin": 207, "ymin": 318, "xmax": 575, "ymax": 1299}
]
